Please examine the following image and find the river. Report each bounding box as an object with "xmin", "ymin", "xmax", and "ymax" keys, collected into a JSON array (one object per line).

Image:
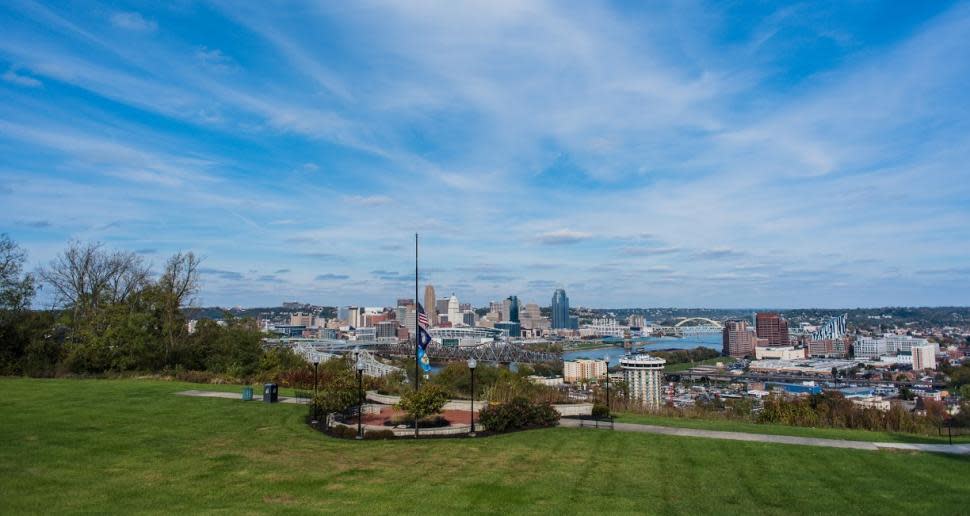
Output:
[{"xmin": 562, "ymin": 334, "xmax": 721, "ymax": 367}]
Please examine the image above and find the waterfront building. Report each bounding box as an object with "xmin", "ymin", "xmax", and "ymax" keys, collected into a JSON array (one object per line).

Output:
[
  {"xmin": 722, "ymin": 320, "xmax": 755, "ymax": 358},
  {"xmin": 755, "ymin": 312, "xmax": 789, "ymax": 346},
  {"xmin": 912, "ymin": 344, "xmax": 937, "ymax": 370},
  {"xmin": 447, "ymin": 294, "xmax": 461, "ymax": 326},
  {"xmin": 551, "ymin": 288, "xmax": 570, "ymax": 329},
  {"xmin": 620, "ymin": 354, "xmax": 666, "ymax": 408},
  {"xmin": 429, "ymin": 326, "xmax": 504, "ymax": 347},
  {"xmin": 563, "ymin": 359, "xmax": 607, "ymax": 384},
  {"xmin": 580, "ymin": 318, "xmax": 625, "ymax": 338},
  {"xmin": 424, "ymin": 285, "xmax": 437, "ymax": 325}
]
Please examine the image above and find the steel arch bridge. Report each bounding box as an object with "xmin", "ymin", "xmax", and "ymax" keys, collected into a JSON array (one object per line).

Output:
[
  {"xmin": 673, "ymin": 317, "xmax": 723, "ymax": 328},
  {"xmin": 651, "ymin": 318, "xmax": 724, "ymax": 336}
]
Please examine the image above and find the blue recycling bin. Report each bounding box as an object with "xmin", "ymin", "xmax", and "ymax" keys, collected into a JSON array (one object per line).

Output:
[
  {"xmin": 263, "ymin": 383, "xmax": 279, "ymax": 403},
  {"xmin": 242, "ymin": 386, "xmax": 253, "ymax": 401}
]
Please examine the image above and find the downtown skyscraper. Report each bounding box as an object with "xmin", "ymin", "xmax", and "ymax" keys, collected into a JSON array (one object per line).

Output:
[
  {"xmin": 551, "ymin": 288, "xmax": 570, "ymax": 329},
  {"xmin": 423, "ymin": 284, "xmax": 437, "ymax": 325}
]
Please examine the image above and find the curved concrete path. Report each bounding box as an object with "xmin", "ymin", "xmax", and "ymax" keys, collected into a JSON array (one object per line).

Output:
[{"xmin": 559, "ymin": 418, "xmax": 970, "ymax": 455}]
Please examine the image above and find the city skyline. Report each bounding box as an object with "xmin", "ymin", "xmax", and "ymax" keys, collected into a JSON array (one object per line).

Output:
[{"xmin": 2, "ymin": 2, "xmax": 970, "ymax": 308}]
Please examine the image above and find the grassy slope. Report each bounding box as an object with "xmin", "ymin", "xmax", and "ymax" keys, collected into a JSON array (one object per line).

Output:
[
  {"xmin": 0, "ymin": 378, "xmax": 967, "ymax": 514},
  {"xmin": 614, "ymin": 412, "xmax": 970, "ymax": 444}
]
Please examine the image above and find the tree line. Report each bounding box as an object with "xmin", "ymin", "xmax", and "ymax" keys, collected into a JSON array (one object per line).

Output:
[{"xmin": 0, "ymin": 234, "xmax": 303, "ymax": 380}]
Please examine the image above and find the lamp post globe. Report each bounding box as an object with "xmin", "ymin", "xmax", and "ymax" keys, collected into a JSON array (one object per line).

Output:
[{"xmin": 355, "ymin": 358, "xmax": 365, "ymax": 440}]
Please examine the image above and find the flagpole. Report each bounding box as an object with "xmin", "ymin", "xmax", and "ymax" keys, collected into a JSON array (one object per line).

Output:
[
  {"xmin": 414, "ymin": 232, "xmax": 420, "ymax": 439},
  {"xmin": 414, "ymin": 232, "xmax": 419, "ymax": 392}
]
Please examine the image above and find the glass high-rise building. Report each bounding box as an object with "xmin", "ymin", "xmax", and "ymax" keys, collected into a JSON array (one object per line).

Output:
[
  {"xmin": 507, "ymin": 295, "xmax": 520, "ymax": 324},
  {"xmin": 551, "ymin": 288, "xmax": 570, "ymax": 329}
]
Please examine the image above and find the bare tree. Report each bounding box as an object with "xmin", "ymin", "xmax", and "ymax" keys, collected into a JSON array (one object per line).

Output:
[
  {"xmin": 159, "ymin": 251, "xmax": 202, "ymax": 359},
  {"xmin": 0, "ymin": 234, "xmax": 35, "ymax": 312},
  {"xmin": 38, "ymin": 241, "xmax": 151, "ymax": 317}
]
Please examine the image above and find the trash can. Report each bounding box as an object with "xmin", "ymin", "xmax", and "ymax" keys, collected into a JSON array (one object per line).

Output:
[
  {"xmin": 263, "ymin": 383, "xmax": 279, "ymax": 403},
  {"xmin": 242, "ymin": 386, "xmax": 253, "ymax": 401}
]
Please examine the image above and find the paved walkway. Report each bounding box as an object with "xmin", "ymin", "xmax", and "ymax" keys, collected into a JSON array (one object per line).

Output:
[
  {"xmin": 559, "ymin": 418, "xmax": 970, "ymax": 455},
  {"xmin": 176, "ymin": 390, "xmax": 969, "ymax": 455},
  {"xmin": 177, "ymin": 389, "xmax": 311, "ymax": 405}
]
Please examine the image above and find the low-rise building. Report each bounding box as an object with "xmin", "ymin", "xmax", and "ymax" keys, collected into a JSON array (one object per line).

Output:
[{"xmin": 755, "ymin": 346, "xmax": 806, "ymax": 360}]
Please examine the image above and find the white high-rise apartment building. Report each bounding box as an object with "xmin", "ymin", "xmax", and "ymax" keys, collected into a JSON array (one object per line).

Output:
[{"xmin": 620, "ymin": 354, "xmax": 666, "ymax": 408}]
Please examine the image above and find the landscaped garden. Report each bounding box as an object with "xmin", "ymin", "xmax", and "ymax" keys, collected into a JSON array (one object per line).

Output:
[{"xmin": 2, "ymin": 377, "xmax": 968, "ymax": 514}]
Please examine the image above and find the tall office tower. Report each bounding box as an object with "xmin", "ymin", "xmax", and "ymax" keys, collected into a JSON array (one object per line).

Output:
[
  {"xmin": 462, "ymin": 310, "xmax": 476, "ymax": 326},
  {"xmin": 723, "ymin": 320, "xmax": 755, "ymax": 358},
  {"xmin": 396, "ymin": 298, "xmax": 414, "ymax": 307},
  {"xmin": 423, "ymin": 285, "xmax": 437, "ymax": 325},
  {"xmin": 447, "ymin": 294, "xmax": 460, "ymax": 326},
  {"xmin": 551, "ymin": 288, "xmax": 570, "ymax": 329},
  {"xmin": 436, "ymin": 299, "xmax": 450, "ymax": 317},
  {"xmin": 755, "ymin": 312, "xmax": 789, "ymax": 346},
  {"xmin": 620, "ymin": 354, "xmax": 666, "ymax": 407},
  {"xmin": 507, "ymin": 295, "xmax": 520, "ymax": 323}
]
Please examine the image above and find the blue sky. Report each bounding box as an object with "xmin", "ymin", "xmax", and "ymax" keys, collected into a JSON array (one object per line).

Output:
[{"xmin": 1, "ymin": 1, "xmax": 969, "ymax": 309}]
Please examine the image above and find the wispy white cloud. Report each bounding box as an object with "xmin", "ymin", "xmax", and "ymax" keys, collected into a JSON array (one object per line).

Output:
[
  {"xmin": 2, "ymin": 68, "xmax": 41, "ymax": 87},
  {"xmin": 110, "ymin": 12, "xmax": 157, "ymax": 32}
]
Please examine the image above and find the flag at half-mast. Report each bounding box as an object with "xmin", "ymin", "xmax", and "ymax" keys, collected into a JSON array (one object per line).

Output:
[{"xmin": 416, "ymin": 302, "xmax": 432, "ymax": 373}]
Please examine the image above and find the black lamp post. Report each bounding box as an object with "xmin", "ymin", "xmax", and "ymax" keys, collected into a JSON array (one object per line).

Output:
[
  {"xmin": 312, "ymin": 357, "xmax": 320, "ymax": 423},
  {"xmin": 604, "ymin": 360, "xmax": 611, "ymax": 415},
  {"xmin": 356, "ymin": 357, "xmax": 365, "ymax": 440},
  {"xmin": 468, "ymin": 357, "xmax": 477, "ymax": 436}
]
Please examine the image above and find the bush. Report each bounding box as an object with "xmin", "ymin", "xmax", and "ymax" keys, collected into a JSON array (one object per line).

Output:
[
  {"xmin": 591, "ymin": 403, "xmax": 610, "ymax": 419},
  {"xmin": 329, "ymin": 425, "xmax": 359, "ymax": 439},
  {"xmin": 478, "ymin": 397, "xmax": 560, "ymax": 433},
  {"xmin": 363, "ymin": 429, "xmax": 396, "ymax": 440},
  {"xmin": 386, "ymin": 414, "xmax": 450, "ymax": 428},
  {"xmin": 398, "ymin": 384, "xmax": 448, "ymax": 421}
]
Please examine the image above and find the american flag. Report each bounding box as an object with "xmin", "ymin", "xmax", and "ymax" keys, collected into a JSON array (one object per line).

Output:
[{"xmin": 417, "ymin": 302, "xmax": 429, "ymax": 328}]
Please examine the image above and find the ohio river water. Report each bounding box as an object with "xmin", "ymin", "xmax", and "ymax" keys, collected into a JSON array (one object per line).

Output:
[{"xmin": 562, "ymin": 334, "xmax": 721, "ymax": 367}]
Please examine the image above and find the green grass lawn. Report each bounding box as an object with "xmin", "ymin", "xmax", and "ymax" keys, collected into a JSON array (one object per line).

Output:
[
  {"xmin": 614, "ymin": 412, "xmax": 970, "ymax": 445},
  {"xmin": 1, "ymin": 378, "xmax": 968, "ymax": 514}
]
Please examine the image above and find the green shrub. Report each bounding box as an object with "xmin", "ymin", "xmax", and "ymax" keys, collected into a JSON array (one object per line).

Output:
[
  {"xmin": 363, "ymin": 429, "xmax": 396, "ymax": 440},
  {"xmin": 479, "ymin": 397, "xmax": 560, "ymax": 433},
  {"xmin": 591, "ymin": 403, "xmax": 610, "ymax": 419},
  {"xmin": 330, "ymin": 425, "xmax": 359, "ymax": 439}
]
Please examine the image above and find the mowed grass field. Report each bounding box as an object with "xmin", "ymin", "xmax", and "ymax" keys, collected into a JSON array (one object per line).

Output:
[
  {"xmin": 615, "ymin": 412, "xmax": 970, "ymax": 444},
  {"xmin": 1, "ymin": 378, "xmax": 968, "ymax": 514}
]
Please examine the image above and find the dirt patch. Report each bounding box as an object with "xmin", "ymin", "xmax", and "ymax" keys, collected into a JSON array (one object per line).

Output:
[{"xmin": 361, "ymin": 405, "xmax": 477, "ymax": 427}]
